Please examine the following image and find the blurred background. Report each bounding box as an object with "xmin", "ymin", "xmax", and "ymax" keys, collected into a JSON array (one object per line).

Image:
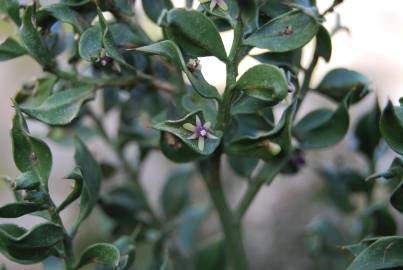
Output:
[{"xmin": 1, "ymin": 0, "xmax": 403, "ymax": 269}]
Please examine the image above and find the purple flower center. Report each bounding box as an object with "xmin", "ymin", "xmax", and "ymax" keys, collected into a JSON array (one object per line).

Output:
[{"xmin": 196, "ymin": 126, "xmax": 208, "ymax": 137}]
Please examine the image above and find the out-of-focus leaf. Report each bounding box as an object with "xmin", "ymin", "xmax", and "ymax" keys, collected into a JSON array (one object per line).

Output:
[
  {"xmin": 315, "ymin": 68, "xmax": 370, "ymax": 104},
  {"xmin": 0, "ymin": 37, "xmax": 27, "ymax": 61},
  {"xmin": 0, "ymin": 0, "xmax": 20, "ymax": 25},
  {"xmin": 194, "ymin": 237, "xmax": 227, "ymax": 270},
  {"xmin": 41, "ymin": 3, "xmax": 87, "ymax": 32},
  {"xmin": 161, "ymin": 166, "xmax": 193, "ymax": 219},
  {"xmin": 316, "ymin": 25, "xmax": 332, "ymax": 62},
  {"xmin": 70, "ymin": 137, "xmax": 102, "ymax": 235},
  {"xmin": 142, "ymin": 0, "xmax": 173, "ymax": 23},
  {"xmin": 380, "ymin": 101, "xmax": 403, "ymax": 155}
]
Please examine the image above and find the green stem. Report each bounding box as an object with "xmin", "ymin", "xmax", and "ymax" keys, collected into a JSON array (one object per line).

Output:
[
  {"xmin": 236, "ymin": 156, "xmax": 291, "ymax": 220},
  {"xmin": 48, "ymin": 201, "xmax": 75, "ymax": 270},
  {"xmin": 202, "ymin": 154, "xmax": 249, "ymax": 270}
]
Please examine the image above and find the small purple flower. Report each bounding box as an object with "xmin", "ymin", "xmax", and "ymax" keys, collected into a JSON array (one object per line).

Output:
[
  {"xmin": 199, "ymin": 0, "xmax": 228, "ymax": 11},
  {"xmin": 183, "ymin": 115, "xmax": 218, "ymax": 151}
]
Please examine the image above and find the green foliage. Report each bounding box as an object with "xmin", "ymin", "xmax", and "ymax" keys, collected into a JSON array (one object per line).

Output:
[{"xmin": 0, "ymin": 1, "xmax": 402, "ymax": 269}]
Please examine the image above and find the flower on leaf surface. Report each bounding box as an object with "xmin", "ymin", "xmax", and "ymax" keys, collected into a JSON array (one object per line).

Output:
[
  {"xmin": 183, "ymin": 115, "xmax": 219, "ymax": 151},
  {"xmin": 199, "ymin": 0, "xmax": 228, "ymax": 11}
]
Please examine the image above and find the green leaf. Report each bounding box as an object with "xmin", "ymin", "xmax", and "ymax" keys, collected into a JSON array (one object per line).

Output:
[
  {"xmin": 347, "ymin": 237, "xmax": 403, "ymax": 270},
  {"xmin": 225, "ymin": 104, "xmax": 293, "ymax": 161},
  {"xmin": 75, "ymin": 243, "xmax": 120, "ymax": 269},
  {"xmin": 17, "ymin": 76, "xmax": 57, "ymax": 108},
  {"xmin": 0, "ymin": 0, "xmax": 20, "ymax": 25},
  {"xmin": 0, "ymin": 202, "xmax": 47, "ymax": 218},
  {"xmin": 315, "ymin": 68, "xmax": 370, "ymax": 103},
  {"xmin": 227, "ymin": 156, "xmax": 258, "ymax": 179},
  {"xmin": 244, "ymin": 10, "xmax": 319, "ymax": 52},
  {"xmin": 166, "ymin": 8, "xmax": 227, "ymax": 61},
  {"xmin": 135, "ymin": 40, "xmax": 185, "ymax": 67},
  {"xmin": 154, "ymin": 111, "xmax": 222, "ymax": 158},
  {"xmin": 41, "ymin": 3, "xmax": 87, "ymax": 32},
  {"xmin": 235, "ymin": 64, "xmax": 288, "ymax": 104},
  {"xmin": 20, "ymin": 6, "xmax": 53, "ymax": 67},
  {"xmin": 294, "ymin": 103, "xmax": 349, "ymax": 149},
  {"xmin": 0, "ymin": 37, "xmax": 27, "ymax": 61},
  {"xmin": 71, "ymin": 137, "xmax": 102, "ymax": 235},
  {"xmin": 0, "ymin": 222, "xmax": 63, "ymax": 248},
  {"xmin": 142, "ymin": 0, "xmax": 173, "ymax": 23},
  {"xmin": 380, "ymin": 101, "xmax": 403, "ymax": 155},
  {"xmin": 20, "ymin": 85, "xmax": 94, "ymax": 125},
  {"xmin": 198, "ymin": 0, "xmax": 239, "ymax": 27},
  {"xmin": 354, "ymin": 100, "xmax": 381, "ymax": 159},
  {"xmin": 14, "ymin": 170, "xmax": 40, "ymax": 190},
  {"xmin": 57, "ymin": 167, "xmax": 83, "ymax": 213},
  {"xmin": 11, "ymin": 109, "xmax": 52, "ymax": 191},
  {"xmin": 161, "ymin": 167, "xmax": 192, "ymax": 219},
  {"xmin": 316, "ymin": 25, "xmax": 332, "ymax": 62},
  {"xmin": 79, "ymin": 25, "xmax": 103, "ymax": 62},
  {"xmin": 135, "ymin": 40, "xmax": 221, "ymax": 100},
  {"xmin": 0, "ymin": 223, "xmax": 63, "ymax": 264},
  {"xmin": 251, "ymin": 49, "xmax": 302, "ymax": 72}
]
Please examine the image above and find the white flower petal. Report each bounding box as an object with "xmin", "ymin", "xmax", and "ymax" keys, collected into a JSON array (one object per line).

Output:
[
  {"xmin": 187, "ymin": 133, "xmax": 198, "ymax": 140},
  {"xmin": 198, "ymin": 137, "xmax": 205, "ymax": 151},
  {"xmin": 183, "ymin": 123, "xmax": 196, "ymax": 132},
  {"xmin": 203, "ymin": 121, "xmax": 211, "ymax": 129},
  {"xmin": 195, "ymin": 115, "xmax": 202, "ymax": 127},
  {"xmin": 207, "ymin": 132, "xmax": 219, "ymax": 140},
  {"xmin": 217, "ymin": 0, "xmax": 228, "ymax": 10}
]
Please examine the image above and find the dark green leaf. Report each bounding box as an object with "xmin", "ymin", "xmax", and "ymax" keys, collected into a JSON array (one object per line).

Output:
[
  {"xmin": 142, "ymin": 0, "xmax": 173, "ymax": 23},
  {"xmin": 20, "ymin": 6, "xmax": 53, "ymax": 67},
  {"xmin": 347, "ymin": 237, "xmax": 403, "ymax": 270},
  {"xmin": 235, "ymin": 64, "xmax": 288, "ymax": 104},
  {"xmin": 0, "ymin": 202, "xmax": 47, "ymax": 218},
  {"xmin": 244, "ymin": 10, "xmax": 319, "ymax": 52},
  {"xmin": 161, "ymin": 167, "xmax": 192, "ymax": 219},
  {"xmin": 316, "ymin": 25, "xmax": 332, "ymax": 62},
  {"xmin": 199, "ymin": 0, "xmax": 239, "ymax": 27},
  {"xmin": 227, "ymin": 156, "xmax": 258, "ymax": 178},
  {"xmin": 21, "ymin": 85, "xmax": 94, "ymax": 125},
  {"xmin": 0, "ymin": 223, "xmax": 63, "ymax": 264},
  {"xmin": 71, "ymin": 137, "xmax": 102, "ymax": 235},
  {"xmin": 75, "ymin": 243, "xmax": 120, "ymax": 269},
  {"xmin": 79, "ymin": 25, "xmax": 103, "ymax": 62},
  {"xmin": 113, "ymin": 235, "xmax": 136, "ymax": 270},
  {"xmin": 294, "ymin": 104, "xmax": 349, "ymax": 149},
  {"xmin": 0, "ymin": 0, "xmax": 20, "ymax": 25},
  {"xmin": 0, "ymin": 37, "xmax": 27, "ymax": 61},
  {"xmin": 251, "ymin": 49, "xmax": 302, "ymax": 72},
  {"xmin": 380, "ymin": 101, "xmax": 403, "ymax": 155},
  {"xmin": 354, "ymin": 100, "xmax": 381, "ymax": 159},
  {"xmin": 11, "ymin": 109, "xmax": 52, "ymax": 191},
  {"xmin": 225, "ymin": 104, "xmax": 293, "ymax": 161},
  {"xmin": 57, "ymin": 167, "xmax": 83, "ymax": 213},
  {"xmin": 315, "ymin": 68, "xmax": 370, "ymax": 103},
  {"xmin": 166, "ymin": 8, "xmax": 227, "ymax": 61}
]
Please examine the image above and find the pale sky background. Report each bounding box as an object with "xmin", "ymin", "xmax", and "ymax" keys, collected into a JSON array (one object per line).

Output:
[{"xmin": 0, "ymin": 0, "xmax": 403, "ymax": 269}]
